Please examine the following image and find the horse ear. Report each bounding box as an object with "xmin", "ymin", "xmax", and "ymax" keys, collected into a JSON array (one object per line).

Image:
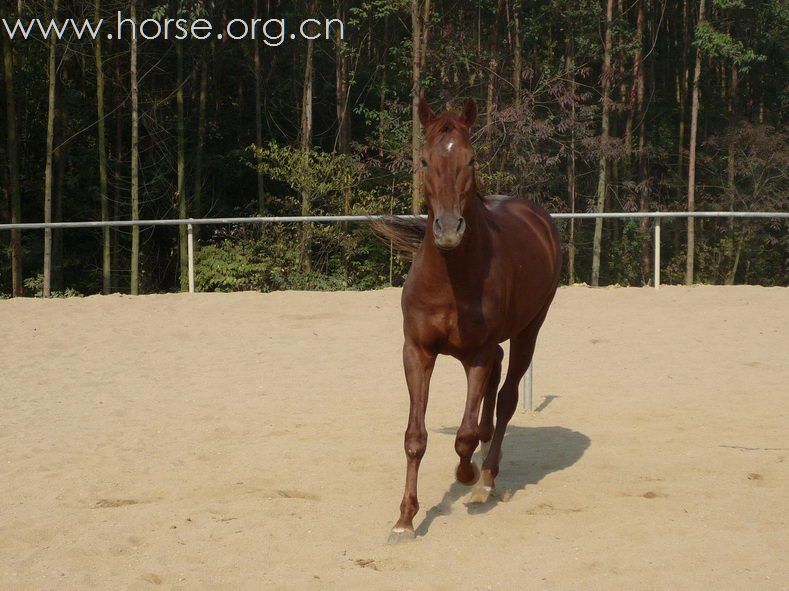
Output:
[
  {"xmin": 460, "ymin": 99, "xmax": 477, "ymax": 128},
  {"xmin": 418, "ymin": 97, "xmax": 435, "ymax": 127}
]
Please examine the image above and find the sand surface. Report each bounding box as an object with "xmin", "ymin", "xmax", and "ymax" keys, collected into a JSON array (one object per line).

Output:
[{"xmin": 1, "ymin": 286, "xmax": 787, "ymax": 590}]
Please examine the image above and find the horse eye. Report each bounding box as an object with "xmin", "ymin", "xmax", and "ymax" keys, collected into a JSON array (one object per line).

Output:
[
  {"xmin": 421, "ymin": 158, "xmax": 428, "ymax": 167},
  {"xmin": 468, "ymin": 158, "xmax": 475, "ymax": 166}
]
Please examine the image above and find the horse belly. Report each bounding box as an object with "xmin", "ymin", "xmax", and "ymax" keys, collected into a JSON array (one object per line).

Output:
[{"xmin": 493, "ymin": 218, "xmax": 560, "ymax": 337}]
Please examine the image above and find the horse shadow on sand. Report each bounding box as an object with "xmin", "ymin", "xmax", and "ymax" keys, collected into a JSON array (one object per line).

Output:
[{"xmin": 414, "ymin": 424, "xmax": 590, "ymax": 538}]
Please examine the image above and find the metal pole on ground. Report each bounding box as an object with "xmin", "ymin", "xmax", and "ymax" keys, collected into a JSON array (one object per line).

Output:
[
  {"xmin": 654, "ymin": 218, "xmax": 661, "ymax": 289},
  {"xmin": 187, "ymin": 221, "xmax": 195, "ymax": 294},
  {"xmin": 522, "ymin": 362, "xmax": 533, "ymax": 412}
]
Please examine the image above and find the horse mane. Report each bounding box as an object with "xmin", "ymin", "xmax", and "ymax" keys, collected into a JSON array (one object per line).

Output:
[{"xmin": 369, "ymin": 215, "xmax": 428, "ymax": 259}]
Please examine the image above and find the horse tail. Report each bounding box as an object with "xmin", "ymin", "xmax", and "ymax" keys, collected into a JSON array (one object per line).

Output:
[{"xmin": 369, "ymin": 215, "xmax": 427, "ymax": 258}]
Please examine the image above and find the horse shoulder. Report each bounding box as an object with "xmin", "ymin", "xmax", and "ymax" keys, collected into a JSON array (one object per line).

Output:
[{"xmin": 401, "ymin": 277, "xmax": 450, "ymax": 339}]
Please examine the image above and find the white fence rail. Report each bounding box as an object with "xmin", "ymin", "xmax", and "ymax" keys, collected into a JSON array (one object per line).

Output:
[
  {"xmin": 3, "ymin": 211, "xmax": 787, "ymax": 411},
  {"xmin": 2, "ymin": 211, "xmax": 787, "ymax": 295},
  {"xmin": 2, "ymin": 210, "xmax": 787, "ymax": 231}
]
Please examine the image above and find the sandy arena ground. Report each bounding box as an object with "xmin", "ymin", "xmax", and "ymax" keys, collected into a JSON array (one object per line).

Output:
[{"xmin": 1, "ymin": 286, "xmax": 787, "ymax": 590}]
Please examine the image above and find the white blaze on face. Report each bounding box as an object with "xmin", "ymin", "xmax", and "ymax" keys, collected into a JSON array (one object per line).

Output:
[{"xmin": 444, "ymin": 140, "xmax": 455, "ymax": 154}]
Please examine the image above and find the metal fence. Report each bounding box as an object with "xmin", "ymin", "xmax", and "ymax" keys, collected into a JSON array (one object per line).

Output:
[
  {"xmin": 2, "ymin": 211, "xmax": 787, "ymax": 294},
  {"xmin": 2, "ymin": 211, "xmax": 787, "ymax": 411}
]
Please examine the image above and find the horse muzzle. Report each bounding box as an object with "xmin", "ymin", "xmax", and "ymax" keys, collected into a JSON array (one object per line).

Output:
[{"xmin": 433, "ymin": 215, "xmax": 466, "ymax": 250}]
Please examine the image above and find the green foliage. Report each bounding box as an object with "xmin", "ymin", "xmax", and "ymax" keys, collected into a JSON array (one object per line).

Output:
[
  {"xmin": 608, "ymin": 221, "xmax": 644, "ymax": 286},
  {"xmin": 194, "ymin": 240, "xmax": 270, "ymax": 292},
  {"xmin": 194, "ymin": 223, "xmax": 402, "ymax": 293},
  {"xmin": 1, "ymin": 0, "xmax": 787, "ymax": 294},
  {"xmin": 23, "ymin": 274, "xmax": 82, "ymax": 298},
  {"xmin": 249, "ymin": 142, "xmax": 367, "ymax": 210},
  {"xmin": 349, "ymin": 1, "xmax": 405, "ymax": 21},
  {"xmin": 713, "ymin": 0, "xmax": 746, "ymax": 9},
  {"xmin": 695, "ymin": 21, "xmax": 765, "ymax": 70}
]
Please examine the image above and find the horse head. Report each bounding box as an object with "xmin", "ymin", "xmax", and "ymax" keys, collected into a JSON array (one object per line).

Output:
[{"xmin": 418, "ymin": 98, "xmax": 478, "ymax": 251}]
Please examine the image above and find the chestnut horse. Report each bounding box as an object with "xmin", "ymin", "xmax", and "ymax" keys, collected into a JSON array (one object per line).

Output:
[{"xmin": 375, "ymin": 98, "xmax": 562, "ymax": 544}]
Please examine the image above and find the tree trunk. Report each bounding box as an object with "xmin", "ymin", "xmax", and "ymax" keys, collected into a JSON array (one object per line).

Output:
[
  {"xmin": 677, "ymin": 0, "xmax": 690, "ymax": 207},
  {"xmin": 43, "ymin": 0, "xmax": 59, "ymax": 297},
  {"xmin": 176, "ymin": 40, "xmax": 188, "ymax": 291},
  {"xmin": 94, "ymin": 0, "xmax": 110, "ymax": 294},
  {"xmin": 335, "ymin": 0, "xmax": 351, "ymax": 218},
  {"xmin": 565, "ymin": 37, "xmax": 576, "ymax": 285},
  {"xmin": 194, "ymin": 55, "xmax": 208, "ymax": 236},
  {"xmin": 634, "ymin": 0, "xmax": 650, "ymax": 283},
  {"xmin": 726, "ymin": 64, "xmax": 737, "ymax": 203},
  {"xmin": 724, "ymin": 62, "xmax": 738, "ymax": 285},
  {"xmin": 112, "ymin": 45, "xmax": 123, "ymax": 292},
  {"xmin": 728, "ymin": 225, "xmax": 748, "ymax": 285},
  {"xmin": 512, "ymin": 0, "xmax": 522, "ymax": 111},
  {"xmin": 1, "ymin": 3, "xmax": 23, "ymax": 296},
  {"xmin": 335, "ymin": 0, "xmax": 351, "ymax": 156},
  {"xmin": 130, "ymin": 0, "xmax": 140, "ymax": 294},
  {"xmin": 299, "ymin": 0, "xmax": 316, "ymax": 273},
  {"xmin": 379, "ymin": 14, "xmax": 389, "ymax": 113},
  {"xmin": 591, "ymin": 0, "xmax": 614, "ymax": 287},
  {"xmin": 485, "ymin": 0, "xmax": 505, "ymax": 156},
  {"xmin": 686, "ymin": 0, "xmax": 706, "ymax": 285},
  {"xmin": 419, "ymin": 1, "xmax": 430, "ymax": 94},
  {"xmin": 410, "ymin": 0, "xmax": 423, "ymax": 214},
  {"xmin": 625, "ymin": 0, "xmax": 645, "ymax": 183},
  {"xmin": 53, "ymin": 122, "xmax": 66, "ymax": 293},
  {"xmin": 253, "ymin": 0, "xmax": 265, "ymax": 213}
]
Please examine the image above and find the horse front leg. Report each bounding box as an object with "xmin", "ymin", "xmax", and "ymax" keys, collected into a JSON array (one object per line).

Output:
[
  {"xmin": 388, "ymin": 341, "xmax": 436, "ymax": 545},
  {"xmin": 454, "ymin": 347, "xmax": 499, "ymax": 486}
]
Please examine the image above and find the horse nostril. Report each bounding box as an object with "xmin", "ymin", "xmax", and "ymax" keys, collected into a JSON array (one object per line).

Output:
[
  {"xmin": 433, "ymin": 219, "xmax": 443, "ymax": 235},
  {"xmin": 457, "ymin": 217, "xmax": 466, "ymax": 233}
]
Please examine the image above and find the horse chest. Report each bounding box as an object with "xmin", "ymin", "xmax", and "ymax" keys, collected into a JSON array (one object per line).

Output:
[
  {"xmin": 443, "ymin": 303, "xmax": 491, "ymax": 349},
  {"xmin": 406, "ymin": 295, "xmax": 500, "ymax": 353},
  {"xmin": 403, "ymin": 248, "xmax": 508, "ymax": 351}
]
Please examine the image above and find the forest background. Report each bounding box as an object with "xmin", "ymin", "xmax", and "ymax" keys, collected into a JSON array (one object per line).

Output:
[{"xmin": 1, "ymin": 0, "xmax": 787, "ymax": 297}]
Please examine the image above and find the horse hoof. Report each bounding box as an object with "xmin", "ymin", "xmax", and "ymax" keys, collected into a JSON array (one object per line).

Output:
[
  {"xmin": 455, "ymin": 461, "xmax": 480, "ymax": 486},
  {"xmin": 469, "ymin": 483, "xmax": 494, "ymax": 504},
  {"xmin": 387, "ymin": 527, "xmax": 416, "ymax": 545}
]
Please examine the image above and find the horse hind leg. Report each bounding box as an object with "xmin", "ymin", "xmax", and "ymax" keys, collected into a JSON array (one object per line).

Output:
[
  {"xmin": 471, "ymin": 306, "xmax": 551, "ymax": 503},
  {"xmin": 470, "ymin": 336, "xmax": 534, "ymax": 503}
]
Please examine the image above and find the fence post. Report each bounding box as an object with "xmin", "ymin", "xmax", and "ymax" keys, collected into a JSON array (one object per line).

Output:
[
  {"xmin": 522, "ymin": 362, "xmax": 533, "ymax": 412},
  {"xmin": 187, "ymin": 221, "xmax": 195, "ymax": 294},
  {"xmin": 654, "ymin": 218, "xmax": 661, "ymax": 289}
]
